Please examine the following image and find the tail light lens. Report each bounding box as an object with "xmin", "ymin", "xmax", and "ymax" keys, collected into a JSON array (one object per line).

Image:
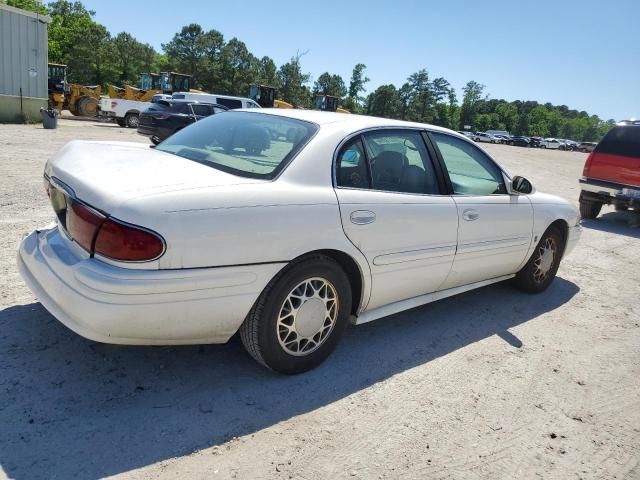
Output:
[
  {"xmin": 151, "ymin": 113, "xmax": 170, "ymax": 120},
  {"xmin": 94, "ymin": 218, "xmax": 165, "ymax": 262},
  {"xmin": 66, "ymin": 199, "xmax": 105, "ymax": 251},
  {"xmin": 582, "ymin": 152, "xmax": 595, "ymax": 176}
]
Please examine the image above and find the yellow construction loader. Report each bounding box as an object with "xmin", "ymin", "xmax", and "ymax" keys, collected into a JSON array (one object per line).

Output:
[{"xmin": 47, "ymin": 63, "xmax": 101, "ymax": 116}]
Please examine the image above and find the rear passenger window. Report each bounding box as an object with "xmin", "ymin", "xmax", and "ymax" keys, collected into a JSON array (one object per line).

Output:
[
  {"xmin": 363, "ymin": 131, "xmax": 439, "ymax": 194},
  {"xmin": 336, "ymin": 138, "xmax": 371, "ymax": 189},
  {"xmin": 216, "ymin": 98, "xmax": 243, "ymax": 109}
]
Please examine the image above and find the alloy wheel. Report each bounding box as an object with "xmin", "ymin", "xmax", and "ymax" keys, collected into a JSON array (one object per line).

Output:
[
  {"xmin": 276, "ymin": 277, "xmax": 338, "ymax": 356},
  {"xmin": 533, "ymin": 237, "xmax": 557, "ymax": 284}
]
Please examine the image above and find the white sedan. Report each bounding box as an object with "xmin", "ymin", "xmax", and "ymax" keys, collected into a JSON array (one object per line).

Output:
[{"xmin": 18, "ymin": 110, "xmax": 581, "ymax": 373}]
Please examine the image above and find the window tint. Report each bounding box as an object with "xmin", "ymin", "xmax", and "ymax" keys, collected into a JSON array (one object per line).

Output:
[
  {"xmin": 363, "ymin": 131, "xmax": 439, "ymax": 194},
  {"xmin": 191, "ymin": 104, "xmax": 212, "ymax": 116},
  {"xmin": 431, "ymin": 132, "xmax": 506, "ymax": 195},
  {"xmin": 216, "ymin": 98, "xmax": 243, "ymax": 109},
  {"xmin": 336, "ymin": 137, "xmax": 370, "ymax": 189},
  {"xmin": 156, "ymin": 112, "xmax": 317, "ymax": 179},
  {"xmin": 595, "ymin": 126, "xmax": 640, "ymax": 158}
]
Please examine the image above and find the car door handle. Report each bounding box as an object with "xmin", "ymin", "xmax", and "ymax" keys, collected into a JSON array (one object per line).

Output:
[
  {"xmin": 350, "ymin": 210, "xmax": 376, "ymax": 225},
  {"xmin": 462, "ymin": 209, "xmax": 480, "ymax": 221}
]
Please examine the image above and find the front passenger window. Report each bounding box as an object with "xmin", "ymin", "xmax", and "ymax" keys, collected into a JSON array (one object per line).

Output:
[{"xmin": 431, "ymin": 132, "xmax": 507, "ymax": 195}]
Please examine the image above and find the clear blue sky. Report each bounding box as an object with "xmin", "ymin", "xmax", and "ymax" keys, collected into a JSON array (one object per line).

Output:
[{"xmin": 72, "ymin": 0, "xmax": 638, "ymax": 120}]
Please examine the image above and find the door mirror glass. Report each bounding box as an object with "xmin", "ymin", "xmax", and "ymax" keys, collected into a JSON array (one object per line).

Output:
[{"xmin": 512, "ymin": 176, "xmax": 533, "ymax": 194}]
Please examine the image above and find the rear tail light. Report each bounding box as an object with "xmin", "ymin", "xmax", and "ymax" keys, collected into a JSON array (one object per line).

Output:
[
  {"xmin": 94, "ymin": 218, "xmax": 165, "ymax": 262},
  {"xmin": 66, "ymin": 199, "xmax": 105, "ymax": 251},
  {"xmin": 151, "ymin": 113, "xmax": 170, "ymax": 120},
  {"xmin": 582, "ymin": 152, "xmax": 595, "ymax": 176}
]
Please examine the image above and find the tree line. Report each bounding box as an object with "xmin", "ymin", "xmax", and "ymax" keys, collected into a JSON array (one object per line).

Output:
[{"xmin": 6, "ymin": 0, "xmax": 616, "ymax": 141}]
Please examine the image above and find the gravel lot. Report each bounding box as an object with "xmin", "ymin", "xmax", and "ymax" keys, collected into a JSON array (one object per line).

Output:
[{"xmin": 1, "ymin": 120, "xmax": 638, "ymax": 479}]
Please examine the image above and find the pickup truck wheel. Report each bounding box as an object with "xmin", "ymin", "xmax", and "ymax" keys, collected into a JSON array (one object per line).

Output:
[
  {"xmin": 514, "ymin": 227, "xmax": 563, "ymax": 293},
  {"xmin": 579, "ymin": 199, "xmax": 602, "ymax": 219},
  {"xmin": 240, "ymin": 255, "xmax": 352, "ymax": 374},
  {"xmin": 116, "ymin": 118, "xmax": 126, "ymax": 127},
  {"xmin": 125, "ymin": 113, "xmax": 139, "ymax": 128}
]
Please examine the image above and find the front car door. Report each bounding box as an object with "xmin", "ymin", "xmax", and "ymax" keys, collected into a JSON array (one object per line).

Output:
[
  {"xmin": 428, "ymin": 132, "xmax": 534, "ymax": 289},
  {"xmin": 334, "ymin": 129, "xmax": 458, "ymax": 311}
]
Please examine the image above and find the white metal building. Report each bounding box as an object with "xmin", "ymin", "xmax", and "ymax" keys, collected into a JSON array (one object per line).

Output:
[{"xmin": 0, "ymin": 3, "xmax": 51, "ymax": 122}]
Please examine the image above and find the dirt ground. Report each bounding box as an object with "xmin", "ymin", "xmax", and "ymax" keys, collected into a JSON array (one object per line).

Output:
[{"xmin": 1, "ymin": 120, "xmax": 638, "ymax": 480}]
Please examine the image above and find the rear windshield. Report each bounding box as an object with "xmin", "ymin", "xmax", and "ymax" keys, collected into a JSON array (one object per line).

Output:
[
  {"xmin": 156, "ymin": 111, "xmax": 318, "ymax": 179},
  {"xmin": 595, "ymin": 126, "xmax": 640, "ymax": 158}
]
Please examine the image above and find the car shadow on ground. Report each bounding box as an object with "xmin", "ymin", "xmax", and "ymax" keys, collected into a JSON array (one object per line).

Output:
[
  {"xmin": 581, "ymin": 211, "xmax": 640, "ymax": 239},
  {"xmin": 0, "ymin": 278, "xmax": 579, "ymax": 479}
]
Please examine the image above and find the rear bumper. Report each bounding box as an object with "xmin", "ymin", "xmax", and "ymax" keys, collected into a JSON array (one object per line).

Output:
[
  {"xmin": 18, "ymin": 226, "xmax": 284, "ymax": 345},
  {"xmin": 97, "ymin": 110, "xmax": 115, "ymax": 119},
  {"xmin": 580, "ymin": 178, "xmax": 640, "ymax": 206}
]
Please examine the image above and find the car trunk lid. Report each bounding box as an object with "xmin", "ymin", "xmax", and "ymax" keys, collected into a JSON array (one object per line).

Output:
[{"xmin": 44, "ymin": 140, "xmax": 263, "ymax": 212}]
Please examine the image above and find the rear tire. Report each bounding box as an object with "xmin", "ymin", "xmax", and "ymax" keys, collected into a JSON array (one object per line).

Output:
[
  {"xmin": 514, "ymin": 227, "xmax": 563, "ymax": 293},
  {"xmin": 125, "ymin": 113, "xmax": 139, "ymax": 128},
  {"xmin": 579, "ymin": 198, "xmax": 602, "ymax": 219},
  {"xmin": 240, "ymin": 255, "xmax": 352, "ymax": 374}
]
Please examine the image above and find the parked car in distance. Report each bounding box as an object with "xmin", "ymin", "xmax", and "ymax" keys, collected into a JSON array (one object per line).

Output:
[
  {"xmin": 578, "ymin": 142, "xmax": 597, "ymax": 153},
  {"xmin": 171, "ymin": 92, "xmax": 260, "ymax": 110},
  {"xmin": 493, "ymin": 134, "xmax": 511, "ymax": 144},
  {"xmin": 578, "ymin": 121, "xmax": 640, "ymax": 218},
  {"xmin": 137, "ymin": 100, "xmax": 228, "ymax": 144},
  {"xmin": 529, "ymin": 136, "xmax": 543, "ymax": 148},
  {"xmin": 472, "ymin": 132, "xmax": 499, "ymax": 143},
  {"xmin": 486, "ymin": 130, "xmax": 511, "ymax": 138},
  {"xmin": 458, "ymin": 130, "xmax": 475, "ymax": 139},
  {"xmin": 561, "ymin": 139, "xmax": 579, "ymax": 151},
  {"xmin": 18, "ymin": 110, "xmax": 581, "ymax": 374},
  {"xmin": 509, "ymin": 136, "xmax": 530, "ymax": 147},
  {"xmin": 541, "ymin": 138, "xmax": 563, "ymax": 149}
]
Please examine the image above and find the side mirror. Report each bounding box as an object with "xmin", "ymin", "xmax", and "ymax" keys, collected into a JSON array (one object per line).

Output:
[{"xmin": 512, "ymin": 176, "xmax": 534, "ymax": 194}]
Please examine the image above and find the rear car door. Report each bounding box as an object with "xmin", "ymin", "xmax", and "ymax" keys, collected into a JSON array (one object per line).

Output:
[
  {"xmin": 429, "ymin": 132, "xmax": 533, "ymax": 289},
  {"xmin": 334, "ymin": 129, "xmax": 458, "ymax": 311}
]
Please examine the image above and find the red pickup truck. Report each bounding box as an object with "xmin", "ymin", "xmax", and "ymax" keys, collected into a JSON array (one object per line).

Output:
[{"xmin": 579, "ymin": 121, "xmax": 640, "ymax": 219}]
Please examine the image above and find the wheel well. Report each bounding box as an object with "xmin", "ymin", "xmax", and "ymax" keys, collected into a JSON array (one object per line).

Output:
[
  {"xmin": 295, "ymin": 249, "xmax": 364, "ymax": 316},
  {"xmin": 548, "ymin": 219, "xmax": 568, "ymax": 254},
  {"xmin": 125, "ymin": 110, "xmax": 140, "ymax": 116}
]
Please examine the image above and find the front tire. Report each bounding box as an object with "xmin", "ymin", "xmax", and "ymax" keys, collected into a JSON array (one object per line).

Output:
[
  {"xmin": 240, "ymin": 255, "xmax": 352, "ymax": 374},
  {"xmin": 514, "ymin": 227, "xmax": 563, "ymax": 293}
]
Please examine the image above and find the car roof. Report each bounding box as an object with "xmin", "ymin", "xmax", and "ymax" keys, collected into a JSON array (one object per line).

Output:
[{"xmin": 234, "ymin": 108, "xmax": 459, "ymax": 135}]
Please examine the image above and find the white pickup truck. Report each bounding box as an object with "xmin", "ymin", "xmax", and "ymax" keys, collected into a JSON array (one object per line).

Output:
[{"xmin": 98, "ymin": 94, "xmax": 171, "ymax": 128}]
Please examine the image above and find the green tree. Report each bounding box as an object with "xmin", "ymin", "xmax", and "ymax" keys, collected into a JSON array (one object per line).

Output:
[
  {"xmin": 162, "ymin": 24, "xmax": 223, "ymax": 88},
  {"xmin": 343, "ymin": 63, "xmax": 369, "ymax": 112},
  {"xmin": 47, "ymin": 1, "xmax": 112, "ymax": 84},
  {"xmin": 277, "ymin": 53, "xmax": 311, "ymax": 108},
  {"xmin": 313, "ymin": 72, "xmax": 347, "ymax": 98},
  {"xmin": 5, "ymin": 0, "xmax": 47, "ymax": 14},
  {"xmin": 460, "ymin": 80, "xmax": 485, "ymax": 130},
  {"xmin": 216, "ymin": 38, "xmax": 258, "ymax": 95},
  {"xmin": 366, "ymin": 84, "xmax": 401, "ymax": 118}
]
